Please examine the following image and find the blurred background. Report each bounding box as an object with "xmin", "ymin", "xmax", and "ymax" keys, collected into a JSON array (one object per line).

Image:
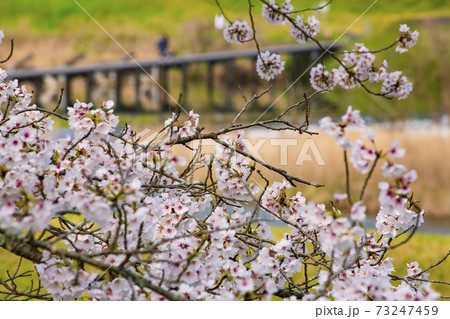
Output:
[{"xmin": 0, "ymin": 0, "xmax": 449, "ymax": 225}]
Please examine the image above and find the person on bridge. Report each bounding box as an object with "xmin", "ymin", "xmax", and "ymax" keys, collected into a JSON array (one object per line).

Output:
[{"xmin": 157, "ymin": 34, "xmax": 169, "ymax": 58}]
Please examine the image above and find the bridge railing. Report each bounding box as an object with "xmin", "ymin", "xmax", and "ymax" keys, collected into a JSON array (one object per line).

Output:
[{"xmin": 6, "ymin": 42, "xmax": 340, "ymax": 114}]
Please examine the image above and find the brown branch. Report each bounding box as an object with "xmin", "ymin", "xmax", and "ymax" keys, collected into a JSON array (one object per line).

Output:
[
  {"xmin": 343, "ymin": 150, "xmax": 353, "ymax": 205},
  {"xmin": 213, "ymin": 137, "xmax": 324, "ymax": 188},
  {"xmin": 359, "ymin": 152, "xmax": 380, "ymax": 201},
  {"xmin": 30, "ymin": 238, "xmax": 186, "ymax": 301},
  {"xmin": 214, "ymin": 0, "xmax": 233, "ymax": 24},
  {"xmin": 61, "ymin": 128, "xmax": 94, "ymax": 161},
  {"xmin": 289, "ymin": 0, "xmax": 334, "ymax": 14},
  {"xmin": 0, "ymin": 235, "xmax": 43, "ymax": 263},
  {"xmin": 232, "ymin": 85, "xmax": 272, "ymax": 125},
  {"xmin": 0, "ymin": 39, "xmax": 14, "ymax": 63}
]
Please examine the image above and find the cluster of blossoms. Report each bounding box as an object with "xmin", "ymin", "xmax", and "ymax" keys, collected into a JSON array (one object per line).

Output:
[
  {"xmin": 68, "ymin": 99, "xmax": 118, "ymax": 140},
  {"xmin": 396, "ymin": 24, "xmax": 419, "ymax": 54},
  {"xmin": 381, "ymin": 70, "xmax": 413, "ymax": 100},
  {"xmin": 164, "ymin": 110, "xmax": 199, "ymax": 140},
  {"xmin": 341, "ymin": 43, "xmax": 376, "ymax": 84},
  {"xmin": 213, "ymin": 131, "xmax": 260, "ymax": 200},
  {"xmin": 309, "ymin": 257, "xmax": 438, "ymax": 301},
  {"xmin": 392, "ymin": 262, "xmax": 439, "ymax": 300},
  {"xmin": 218, "ymin": 1, "xmax": 418, "ymax": 98},
  {"xmin": 310, "ymin": 42, "xmax": 413, "ymax": 99},
  {"xmin": 261, "ymin": 0, "xmax": 293, "ymax": 26},
  {"xmin": 376, "ymin": 168, "xmax": 424, "ymax": 239},
  {"xmin": 35, "ymin": 251, "xmax": 98, "ymax": 300},
  {"xmin": 319, "ymin": 106, "xmax": 363, "ymax": 150},
  {"xmin": 320, "ymin": 106, "xmax": 424, "ymax": 239},
  {"xmin": 223, "ymin": 20, "xmax": 253, "ymax": 44},
  {"xmin": 309, "ymin": 63, "xmax": 336, "ymax": 91},
  {"xmin": 219, "ymin": 1, "xmax": 295, "ymax": 82},
  {"xmin": 261, "ymin": 180, "xmax": 331, "ymax": 231},
  {"xmin": 289, "ymin": 15, "xmax": 320, "ymax": 44},
  {"xmin": 256, "ymin": 51, "xmax": 285, "ymax": 81},
  {"xmin": 349, "ymin": 138, "xmax": 376, "ymax": 174}
]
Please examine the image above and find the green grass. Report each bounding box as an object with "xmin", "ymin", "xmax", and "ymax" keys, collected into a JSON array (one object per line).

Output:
[
  {"xmin": 0, "ymin": 248, "xmax": 44, "ymax": 300},
  {"xmin": 385, "ymin": 232, "xmax": 449, "ymax": 295},
  {"xmin": 2, "ymin": 0, "xmax": 450, "ymax": 52},
  {"xmin": 1, "ymin": 1, "xmax": 449, "ymax": 36}
]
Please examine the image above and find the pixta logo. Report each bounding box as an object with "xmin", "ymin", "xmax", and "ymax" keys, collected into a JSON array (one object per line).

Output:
[{"xmin": 136, "ymin": 129, "xmax": 325, "ymax": 167}]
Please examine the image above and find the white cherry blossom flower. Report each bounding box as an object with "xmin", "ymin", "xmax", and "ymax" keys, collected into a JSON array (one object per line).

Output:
[
  {"xmin": 396, "ymin": 24, "xmax": 419, "ymax": 53},
  {"xmin": 223, "ymin": 21, "xmax": 253, "ymax": 44},
  {"xmin": 381, "ymin": 71, "xmax": 413, "ymax": 100},
  {"xmin": 262, "ymin": 0, "xmax": 293, "ymax": 26},
  {"xmin": 214, "ymin": 14, "xmax": 226, "ymax": 30},
  {"xmin": 289, "ymin": 15, "xmax": 320, "ymax": 43},
  {"xmin": 310, "ymin": 63, "xmax": 336, "ymax": 91},
  {"xmin": 256, "ymin": 51, "xmax": 285, "ymax": 81}
]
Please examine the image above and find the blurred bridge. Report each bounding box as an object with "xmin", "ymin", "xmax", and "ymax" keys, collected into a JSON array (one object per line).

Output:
[{"xmin": 6, "ymin": 43, "xmax": 339, "ymax": 114}]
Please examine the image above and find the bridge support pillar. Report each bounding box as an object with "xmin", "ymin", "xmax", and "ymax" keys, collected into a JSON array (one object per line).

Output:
[
  {"xmin": 160, "ymin": 67, "xmax": 169, "ymax": 112},
  {"xmin": 151, "ymin": 67, "xmax": 160, "ymax": 111},
  {"xmin": 134, "ymin": 69, "xmax": 142, "ymax": 112},
  {"xmin": 207, "ymin": 62, "xmax": 215, "ymax": 108},
  {"xmin": 225, "ymin": 60, "xmax": 234, "ymax": 112},
  {"xmin": 63, "ymin": 75, "xmax": 71, "ymax": 111},
  {"xmin": 33, "ymin": 78, "xmax": 43, "ymax": 106},
  {"xmin": 114, "ymin": 71, "xmax": 122, "ymax": 111},
  {"xmin": 86, "ymin": 73, "xmax": 93, "ymax": 103},
  {"xmin": 181, "ymin": 64, "xmax": 188, "ymax": 107}
]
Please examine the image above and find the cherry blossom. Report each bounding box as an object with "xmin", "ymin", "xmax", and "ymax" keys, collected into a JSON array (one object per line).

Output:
[
  {"xmin": 164, "ymin": 110, "xmax": 199, "ymax": 139},
  {"xmin": 68, "ymin": 99, "xmax": 119, "ymax": 140},
  {"xmin": 214, "ymin": 14, "xmax": 226, "ymax": 30},
  {"xmin": 341, "ymin": 106, "xmax": 365, "ymax": 128},
  {"xmin": 310, "ymin": 63, "xmax": 336, "ymax": 92},
  {"xmin": 214, "ymin": 132, "xmax": 260, "ymax": 200},
  {"xmin": 381, "ymin": 71, "xmax": 413, "ymax": 100},
  {"xmin": 349, "ymin": 139, "xmax": 376, "ymax": 174},
  {"xmin": 289, "ymin": 15, "xmax": 320, "ymax": 44},
  {"xmin": 388, "ymin": 140, "xmax": 405, "ymax": 158},
  {"xmin": 319, "ymin": 106, "xmax": 366, "ymax": 151},
  {"xmin": 342, "ymin": 44, "xmax": 375, "ymax": 80},
  {"xmin": 223, "ymin": 21, "xmax": 253, "ymax": 44},
  {"xmin": 262, "ymin": 0, "xmax": 293, "ymax": 26},
  {"xmin": 256, "ymin": 51, "xmax": 285, "ymax": 81},
  {"xmin": 381, "ymin": 161, "xmax": 407, "ymax": 178},
  {"xmin": 350, "ymin": 201, "xmax": 366, "ymax": 221},
  {"xmin": 333, "ymin": 193, "xmax": 348, "ymax": 203},
  {"xmin": 396, "ymin": 24, "xmax": 419, "ymax": 53}
]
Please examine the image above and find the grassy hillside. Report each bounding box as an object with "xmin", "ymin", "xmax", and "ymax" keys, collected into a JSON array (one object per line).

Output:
[
  {"xmin": 0, "ymin": 1, "xmax": 449, "ymax": 118},
  {"xmin": 1, "ymin": 1, "xmax": 449, "ymax": 36}
]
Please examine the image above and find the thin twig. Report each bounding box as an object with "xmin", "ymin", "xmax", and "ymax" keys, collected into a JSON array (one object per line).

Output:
[{"xmin": 0, "ymin": 39, "xmax": 14, "ymax": 63}]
